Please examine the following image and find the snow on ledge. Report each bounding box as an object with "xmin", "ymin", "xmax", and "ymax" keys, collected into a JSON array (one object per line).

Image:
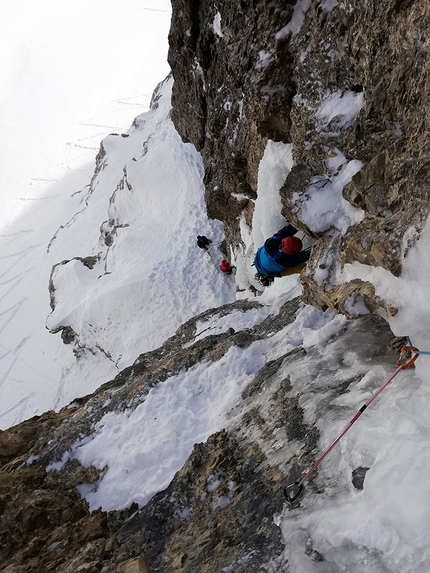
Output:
[
  {"xmin": 275, "ymin": 0, "xmax": 311, "ymax": 39},
  {"xmin": 316, "ymin": 89, "xmax": 365, "ymax": 131},
  {"xmin": 210, "ymin": 11, "xmax": 223, "ymax": 37},
  {"xmin": 292, "ymin": 157, "xmax": 364, "ymax": 234}
]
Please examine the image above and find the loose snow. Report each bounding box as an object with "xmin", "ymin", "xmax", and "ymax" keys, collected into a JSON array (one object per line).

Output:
[
  {"xmin": 73, "ymin": 341, "xmax": 267, "ymax": 510},
  {"xmin": 0, "ymin": 78, "xmax": 235, "ymax": 429},
  {"xmin": 316, "ymin": 89, "xmax": 365, "ymax": 131},
  {"xmin": 275, "ymin": 0, "xmax": 312, "ymax": 39}
]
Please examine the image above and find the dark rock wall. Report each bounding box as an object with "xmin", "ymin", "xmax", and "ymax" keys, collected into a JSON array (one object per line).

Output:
[
  {"xmin": 285, "ymin": 0, "xmax": 430, "ymax": 315},
  {"xmin": 168, "ymin": 0, "xmax": 298, "ymax": 240},
  {"xmin": 168, "ymin": 0, "xmax": 430, "ymax": 315},
  {"xmin": 0, "ymin": 296, "xmax": 399, "ymax": 572}
]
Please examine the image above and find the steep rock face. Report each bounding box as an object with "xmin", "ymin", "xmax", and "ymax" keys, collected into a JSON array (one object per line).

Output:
[
  {"xmin": 0, "ymin": 410, "xmax": 112, "ymax": 573},
  {"xmin": 0, "ymin": 297, "xmax": 399, "ymax": 571},
  {"xmin": 168, "ymin": 0, "xmax": 430, "ymax": 316},
  {"xmin": 168, "ymin": 1, "xmax": 297, "ymax": 240}
]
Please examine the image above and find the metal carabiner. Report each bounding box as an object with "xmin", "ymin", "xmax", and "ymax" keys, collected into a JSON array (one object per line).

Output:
[{"xmin": 284, "ymin": 481, "xmax": 304, "ymax": 504}]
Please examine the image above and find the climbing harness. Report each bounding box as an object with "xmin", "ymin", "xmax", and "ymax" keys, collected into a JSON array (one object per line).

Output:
[{"xmin": 284, "ymin": 345, "xmax": 420, "ymax": 504}]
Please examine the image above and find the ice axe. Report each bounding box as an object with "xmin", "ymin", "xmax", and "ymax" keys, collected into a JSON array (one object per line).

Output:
[{"xmin": 284, "ymin": 346, "xmax": 419, "ymax": 504}]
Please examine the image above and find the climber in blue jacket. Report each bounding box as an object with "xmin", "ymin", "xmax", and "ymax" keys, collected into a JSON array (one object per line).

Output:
[{"xmin": 254, "ymin": 224, "xmax": 310, "ymax": 279}]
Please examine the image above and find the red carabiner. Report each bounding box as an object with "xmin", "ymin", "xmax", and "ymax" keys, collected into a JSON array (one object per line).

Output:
[{"xmin": 396, "ymin": 346, "xmax": 419, "ymax": 369}]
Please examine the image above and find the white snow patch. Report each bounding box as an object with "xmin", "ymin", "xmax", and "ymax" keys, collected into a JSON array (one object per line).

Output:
[
  {"xmin": 184, "ymin": 306, "xmax": 271, "ymax": 347},
  {"xmin": 216, "ymin": 496, "xmax": 231, "ymax": 508},
  {"xmin": 300, "ymin": 45, "xmax": 312, "ymax": 62},
  {"xmin": 44, "ymin": 78, "xmax": 236, "ymax": 370},
  {"xmin": 292, "ymin": 158, "xmax": 364, "ymax": 234},
  {"xmin": 73, "ymin": 342, "xmax": 266, "ymax": 510},
  {"xmin": 231, "ymin": 192, "xmax": 249, "ymax": 201},
  {"xmin": 231, "ymin": 215, "xmax": 256, "ymax": 292},
  {"xmin": 256, "ymin": 50, "xmax": 275, "ymax": 69},
  {"xmin": 393, "ymin": 123, "xmax": 403, "ymax": 137},
  {"xmin": 211, "ymin": 11, "xmax": 224, "ymax": 37},
  {"xmin": 275, "ymin": 0, "xmax": 311, "ymax": 39},
  {"xmin": 231, "ymin": 139, "xmax": 298, "ymax": 295},
  {"xmin": 336, "ymin": 216, "xmax": 430, "ymax": 389},
  {"xmin": 0, "ymin": 77, "xmax": 235, "ymax": 429},
  {"xmin": 325, "ymin": 147, "xmax": 347, "ymax": 173},
  {"xmin": 293, "ymin": 93, "xmax": 308, "ymax": 105},
  {"xmin": 316, "ymin": 90, "xmax": 365, "ymax": 131},
  {"xmin": 46, "ymin": 450, "xmax": 72, "ymax": 472},
  {"xmin": 278, "ymin": 221, "xmax": 430, "ymax": 570},
  {"xmin": 179, "ymin": 507, "xmax": 193, "ymax": 519},
  {"xmin": 344, "ymin": 292, "xmax": 370, "ymax": 317},
  {"xmin": 207, "ymin": 475, "xmax": 222, "ymax": 492},
  {"xmin": 319, "ymin": 0, "xmax": 338, "ymax": 11}
]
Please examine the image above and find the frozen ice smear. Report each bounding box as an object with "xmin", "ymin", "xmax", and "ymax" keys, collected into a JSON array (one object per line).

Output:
[{"xmin": 251, "ymin": 140, "xmax": 293, "ymax": 249}]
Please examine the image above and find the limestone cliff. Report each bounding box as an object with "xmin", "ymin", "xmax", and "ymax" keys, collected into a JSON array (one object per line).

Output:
[
  {"xmin": 168, "ymin": 0, "xmax": 430, "ymax": 316},
  {"xmin": 2, "ymin": 1, "xmax": 429, "ymax": 571},
  {"xmin": 0, "ymin": 298, "xmax": 398, "ymax": 572}
]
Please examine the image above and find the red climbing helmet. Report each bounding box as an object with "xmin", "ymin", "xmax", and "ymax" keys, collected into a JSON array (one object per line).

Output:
[{"xmin": 281, "ymin": 236, "xmax": 302, "ymax": 255}]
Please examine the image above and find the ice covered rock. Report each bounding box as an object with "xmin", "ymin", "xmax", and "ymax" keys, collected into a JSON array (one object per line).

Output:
[{"xmin": 168, "ymin": 0, "xmax": 430, "ymax": 316}]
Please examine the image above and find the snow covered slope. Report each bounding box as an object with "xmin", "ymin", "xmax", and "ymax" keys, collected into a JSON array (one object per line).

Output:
[
  {"xmin": 0, "ymin": 0, "xmax": 171, "ymax": 228},
  {"xmin": 0, "ymin": 77, "xmax": 235, "ymax": 429}
]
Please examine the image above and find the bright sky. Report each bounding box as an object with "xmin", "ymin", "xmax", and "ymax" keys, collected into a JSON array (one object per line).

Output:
[{"xmin": 0, "ymin": 0, "xmax": 171, "ymax": 228}]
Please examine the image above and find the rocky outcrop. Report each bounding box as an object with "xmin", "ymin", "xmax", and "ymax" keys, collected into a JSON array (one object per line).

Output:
[
  {"xmin": 168, "ymin": 1, "xmax": 297, "ymax": 240},
  {"xmin": 0, "ymin": 296, "xmax": 399, "ymax": 571},
  {"xmin": 168, "ymin": 0, "xmax": 430, "ymax": 316},
  {"xmin": 0, "ymin": 410, "xmax": 111, "ymax": 573}
]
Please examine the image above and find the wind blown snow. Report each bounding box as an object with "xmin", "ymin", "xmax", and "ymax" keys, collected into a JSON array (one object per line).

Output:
[
  {"xmin": 0, "ymin": 77, "xmax": 235, "ymax": 428},
  {"xmin": 74, "ymin": 342, "xmax": 267, "ymax": 511}
]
